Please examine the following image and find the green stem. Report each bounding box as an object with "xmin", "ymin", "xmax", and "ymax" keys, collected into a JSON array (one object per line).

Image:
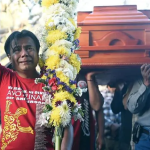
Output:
[{"xmin": 55, "ymin": 135, "xmax": 61, "ymax": 150}]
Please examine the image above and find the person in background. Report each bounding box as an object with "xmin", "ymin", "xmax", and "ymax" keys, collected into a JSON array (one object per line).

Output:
[
  {"xmin": 72, "ymin": 72, "xmax": 104, "ymax": 150},
  {"xmin": 109, "ymin": 81, "xmax": 132, "ymax": 150},
  {"xmin": 99, "ymin": 84, "xmax": 121, "ymax": 150},
  {"xmin": 0, "ymin": 30, "xmax": 73, "ymax": 150},
  {"xmin": 127, "ymin": 64, "xmax": 150, "ymax": 150}
]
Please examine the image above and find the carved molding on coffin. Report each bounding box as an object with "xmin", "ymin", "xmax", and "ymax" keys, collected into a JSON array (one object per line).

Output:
[
  {"xmin": 93, "ymin": 31, "xmax": 139, "ymax": 46},
  {"xmin": 144, "ymin": 50, "xmax": 150, "ymax": 57}
]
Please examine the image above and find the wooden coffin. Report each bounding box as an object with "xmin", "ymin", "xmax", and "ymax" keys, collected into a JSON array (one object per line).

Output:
[{"xmin": 76, "ymin": 5, "xmax": 150, "ymax": 69}]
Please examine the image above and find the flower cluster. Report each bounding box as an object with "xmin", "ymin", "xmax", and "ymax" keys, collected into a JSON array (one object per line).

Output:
[{"xmin": 35, "ymin": 0, "xmax": 84, "ymax": 141}]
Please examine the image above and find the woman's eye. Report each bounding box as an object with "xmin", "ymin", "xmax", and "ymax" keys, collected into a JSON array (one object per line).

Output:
[
  {"xmin": 13, "ymin": 48, "xmax": 20, "ymax": 52},
  {"xmin": 27, "ymin": 47, "xmax": 34, "ymax": 51}
]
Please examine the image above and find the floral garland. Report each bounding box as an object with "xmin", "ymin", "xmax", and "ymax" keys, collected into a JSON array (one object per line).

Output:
[{"xmin": 35, "ymin": 0, "xmax": 85, "ymax": 149}]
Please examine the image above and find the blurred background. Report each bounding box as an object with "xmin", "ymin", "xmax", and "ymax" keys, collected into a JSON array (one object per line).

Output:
[{"xmin": 0, "ymin": 0, "xmax": 150, "ymax": 66}]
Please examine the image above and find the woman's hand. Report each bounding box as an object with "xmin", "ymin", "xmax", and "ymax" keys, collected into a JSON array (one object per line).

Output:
[
  {"xmin": 96, "ymin": 133, "xmax": 104, "ymax": 150},
  {"xmin": 86, "ymin": 71, "xmax": 104, "ymax": 80}
]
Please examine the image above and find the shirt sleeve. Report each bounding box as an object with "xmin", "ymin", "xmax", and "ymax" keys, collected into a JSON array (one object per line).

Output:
[
  {"xmin": 0, "ymin": 64, "xmax": 11, "ymax": 85},
  {"xmin": 127, "ymin": 79, "xmax": 150, "ymax": 114}
]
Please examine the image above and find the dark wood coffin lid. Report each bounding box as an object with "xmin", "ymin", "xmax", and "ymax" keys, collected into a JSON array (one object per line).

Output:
[
  {"xmin": 78, "ymin": 5, "xmax": 150, "ymax": 25},
  {"xmin": 76, "ymin": 5, "xmax": 150, "ymax": 68}
]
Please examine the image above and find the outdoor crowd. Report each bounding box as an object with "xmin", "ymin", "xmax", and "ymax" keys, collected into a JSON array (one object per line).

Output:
[{"xmin": 0, "ymin": 30, "xmax": 150, "ymax": 150}]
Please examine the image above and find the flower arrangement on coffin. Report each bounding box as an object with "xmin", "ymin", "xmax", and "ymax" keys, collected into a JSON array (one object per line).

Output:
[{"xmin": 35, "ymin": 0, "xmax": 85, "ymax": 149}]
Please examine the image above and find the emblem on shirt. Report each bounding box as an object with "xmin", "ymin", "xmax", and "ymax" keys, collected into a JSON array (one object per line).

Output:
[{"xmin": 1, "ymin": 100, "xmax": 33, "ymax": 150}]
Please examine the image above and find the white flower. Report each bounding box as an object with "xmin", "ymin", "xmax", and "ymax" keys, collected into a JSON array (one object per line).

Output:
[
  {"xmin": 42, "ymin": 92, "xmax": 52, "ymax": 105},
  {"xmin": 35, "ymin": 78, "xmax": 39, "ymax": 84},
  {"xmin": 74, "ymin": 86, "xmax": 87, "ymax": 97},
  {"xmin": 61, "ymin": 0, "xmax": 70, "ymax": 3},
  {"xmin": 55, "ymin": 17, "xmax": 76, "ymax": 35},
  {"xmin": 44, "ymin": 50, "xmax": 57, "ymax": 60},
  {"xmin": 56, "ymin": 67, "xmax": 74, "ymax": 80},
  {"xmin": 40, "ymin": 42, "xmax": 48, "ymax": 55},
  {"xmin": 72, "ymin": 102, "xmax": 83, "ymax": 121},
  {"xmin": 50, "ymin": 42, "xmax": 71, "ymax": 57},
  {"xmin": 70, "ymin": 35, "xmax": 74, "ymax": 42},
  {"xmin": 73, "ymin": 103, "xmax": 84, "ymax": 121},
  {"xmin": 73, "ymin": 102, "xmax": 81, "ymax": 112},
  {"xmin": 68, "ymin": 0, "xmax": 78, "ymax": 11},
  {"xmin": 72, "ymin": 68, "xmax": 77, "ymax": 79},
  {"xmin": 55, "ymin": 59, "xmax": 77, "ymax": 80},
  {"xmin": 34, "ymin": 25, "xmax": 48, "ymax": 55},
  {"xmin": 48, "ymin": 22, "xmax": 55, "ymax": 27},
  {"xmin": 76, "ymin": 113, "xmax": 84, "ymax": 122},
  {"xmin": 47, "ymin": 3, "xmax": 70, "ymax": 18},
  {"xmin": 54, "ymin": 40, "xmax": 72, "ymax": 49},
  {"xmin": 38, "ymin": 112, "xmax": 51, "ymax": 126},
  {"xmin": 53, "ymin": 16, "xmax": 65, "ymax": 25},
  {"xmin": 64, "ymin": 68, "xmax": 74, "ymax": 79},
  {"xmin": 59, "ymin": 101, "xmax": 71, "ymax": 127},
  {"xmin": 76, "ymin": 54, "xmax": 81, "ymax": 63},
  {"xmin": 82, "ymin": 88, "xmax": 87, "ymax": 93},
  {"xmin": 72, "ymin": 102, "xmax": 84, "ymax": 122},
  {"xmin": 75, "ymin": 87, "xmax": 83, "ymax": 97}
]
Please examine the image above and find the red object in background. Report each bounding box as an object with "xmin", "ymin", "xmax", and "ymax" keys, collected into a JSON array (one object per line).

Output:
[
  {"xmin": 48, "ymin": 78, "xmax": 57, "ymax": 86},
  {"xmin": 49, "ymin": 78, "xmax": 58, "ymax": 91}
]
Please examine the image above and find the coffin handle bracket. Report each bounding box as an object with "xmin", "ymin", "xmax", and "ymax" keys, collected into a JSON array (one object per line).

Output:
[{"xmin": 144, "ymin": 50, "xmax": 150, "ymax": 57}]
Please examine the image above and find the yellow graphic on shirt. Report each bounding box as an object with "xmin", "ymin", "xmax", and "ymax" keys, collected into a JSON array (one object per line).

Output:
[{"xmin": 1, "ymin": 100, "xmax": 34, "ymax": 150}]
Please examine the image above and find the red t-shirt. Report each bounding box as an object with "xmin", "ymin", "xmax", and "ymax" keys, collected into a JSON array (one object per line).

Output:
[
  {"xmin": 72, "ymin": 109, "xmax": 95, "ymax": 150},
  {"xmin": 71, "ymin": 78, "xmax": 95, "ymax": 150},
  {"xmin": 0, "ymin": 64, "xmax": 53, "ymax": 150}
]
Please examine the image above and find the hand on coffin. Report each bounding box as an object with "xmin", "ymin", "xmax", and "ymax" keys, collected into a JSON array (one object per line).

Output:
[
  {"xmin": 86, "ymin": 71, "xmax": 104, "ymax": 81},
  {"xmin": 141, "ymin": 64, "xmax": 150, "ymax": 87}
]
